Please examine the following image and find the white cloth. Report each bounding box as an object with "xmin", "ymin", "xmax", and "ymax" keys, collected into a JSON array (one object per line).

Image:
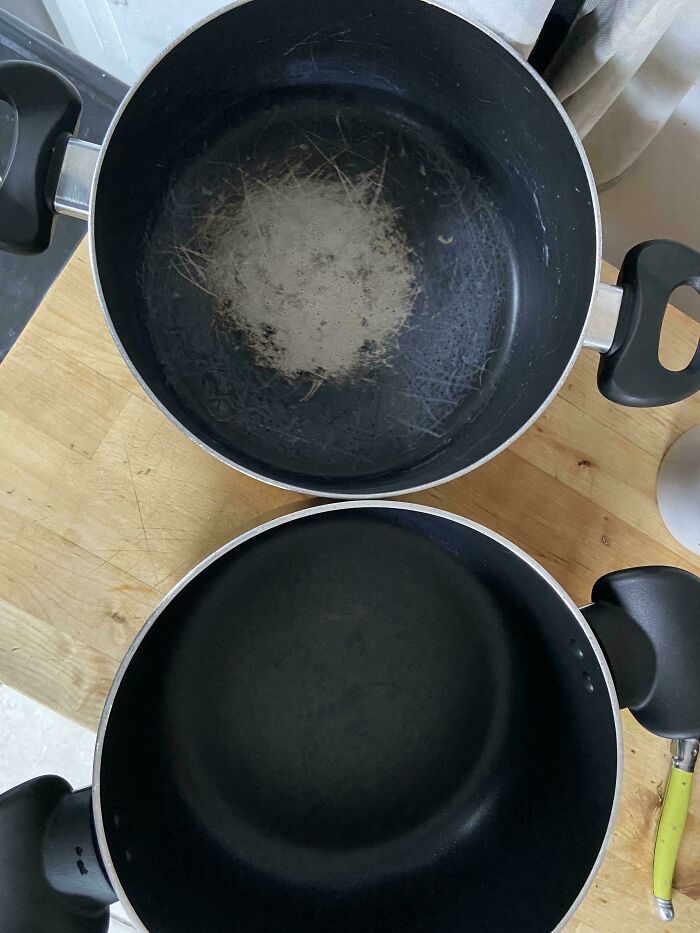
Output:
[
  {"xmin": 547, "ymin": 0, "xmax": 700, "ymax": 184},
  {"xmin": 451, "ymin": 0, "xmax": 700, "ymax": 186}
]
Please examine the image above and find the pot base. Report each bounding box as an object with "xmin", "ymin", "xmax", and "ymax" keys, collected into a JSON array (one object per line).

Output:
[{"xmin": 96, "ymin": 505, "xmax": 618, "ymax": 933}]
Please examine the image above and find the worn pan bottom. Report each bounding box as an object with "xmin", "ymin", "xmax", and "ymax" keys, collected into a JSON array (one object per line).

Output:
[{"xmin": 142, "ymin": 86, "xmax": 516, "ymax": 482}]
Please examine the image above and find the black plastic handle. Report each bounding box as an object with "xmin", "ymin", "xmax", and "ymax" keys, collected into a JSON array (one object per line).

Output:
[
  {"xmin": 598, "ymin": 240, "xmax": 700, "ymax": 407},
  {"xmin": 0, "ymin": 61, "xmax": 82, "ymax": 255},
  {"xmin": 0, "ymin": 775, "xmax": 115, "ymax": 933},
  {"xmin": 582, "ymin": 566, "xmax": 700, "ymax": 739}
]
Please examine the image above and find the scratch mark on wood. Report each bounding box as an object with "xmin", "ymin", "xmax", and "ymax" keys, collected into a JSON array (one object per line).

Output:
[{"xmin": 123, "ymin": 435, "xmax": 159, "ymax": 587}]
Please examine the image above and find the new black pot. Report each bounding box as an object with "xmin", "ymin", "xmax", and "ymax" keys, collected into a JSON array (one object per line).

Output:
[
  {"xmin": 2, "ymin": 501, "xmax": 699, "ymax": 933},
  {"xmin": 1, "ymin": 0, "xmax": 700, "ymax": 498}
]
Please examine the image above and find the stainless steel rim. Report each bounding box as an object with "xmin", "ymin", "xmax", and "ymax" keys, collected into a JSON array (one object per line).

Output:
[
  {"xmin": 85, "ymin": 0, "xmax": 602, "ymax": 500},
  {"xmin": 92, "ymin": 499, "xmax": 623, "ymax": 933}
]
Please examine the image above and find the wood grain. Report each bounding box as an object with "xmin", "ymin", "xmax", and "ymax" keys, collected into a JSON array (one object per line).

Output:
[
  {"xmin": 0, "ymin": 597, "xmax": 117, "ymax": 730},
  {"xmin": 1, "ymin": 240, "xmax": 699, "ymax": 931}
]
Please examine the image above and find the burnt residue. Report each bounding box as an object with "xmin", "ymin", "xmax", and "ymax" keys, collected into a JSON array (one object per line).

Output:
[{"xmin": 141, "ymin": 87, "xmax": 513, "ymax": 480}]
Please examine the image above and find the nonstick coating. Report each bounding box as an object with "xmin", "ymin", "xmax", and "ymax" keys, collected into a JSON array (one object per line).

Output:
[
  {"xmin": 142, "ymin": 90, "xmax": 513, "ymax": 482},
  {"xmin": 98, "ymin": 507, "xmax": 618, "ymax": 933},
  {"xmin": 93, "ymin": 0, "xmax": 598, "ymax": 495}
]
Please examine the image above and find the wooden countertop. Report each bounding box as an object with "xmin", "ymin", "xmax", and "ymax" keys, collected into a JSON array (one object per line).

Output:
[{"xmin": 1, "ymin": 240, "xmax": 699, "ymax": 931}]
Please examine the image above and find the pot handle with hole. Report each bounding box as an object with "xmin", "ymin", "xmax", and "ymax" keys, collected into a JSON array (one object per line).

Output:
[
  {"xmin": 0, "ymin": 775, "xmax": 115, "ymax": 933},
  {"xmin": 0, "ymin": 61, "xmax": 82, "ymax": 255},
  {"xmin": 595, "ymin": 240, "xmax": 700, "ymax": 407},
  {"xmin": 581, "ymin": 566, "xmax": 700, "ymax": 922}
]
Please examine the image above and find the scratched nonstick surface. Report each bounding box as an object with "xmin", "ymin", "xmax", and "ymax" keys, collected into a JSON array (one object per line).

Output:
[
  {"xmin": 92, "ymin": 0, "xmax": 597, "ymax": 495},
  {"xmin": 142, "ymin": 88, "xmax": 513, "ymax": 482}
]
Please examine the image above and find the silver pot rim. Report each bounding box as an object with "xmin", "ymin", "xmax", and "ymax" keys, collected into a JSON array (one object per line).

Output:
[
  {"xmin": 92, "ymin": 498, "xmax": 623, "ymax": 933},
  {"xmin": 80, "ymin": 0, "xmax": 603, "ymax": 500}
]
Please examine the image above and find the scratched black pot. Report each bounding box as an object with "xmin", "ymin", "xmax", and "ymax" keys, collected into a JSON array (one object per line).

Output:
[
  {"xmin": 1, "ymin": 0, "xmax": 700, "ymax": 497},
  {"xmin": 2, "ymin": 502, "xmax": 700, "ymax": 933}
]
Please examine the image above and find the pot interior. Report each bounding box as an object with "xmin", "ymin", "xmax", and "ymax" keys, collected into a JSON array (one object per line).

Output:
[
  {"xmin": 93, "ymin": 0, "xmax": 597, "ymax": 494},
  {"xmin": 98, "ymin": 506, "xmax": 617, "ymax": 933}
]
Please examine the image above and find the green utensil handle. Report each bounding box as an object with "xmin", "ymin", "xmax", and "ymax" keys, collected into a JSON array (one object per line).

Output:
[{"xmin": 653, "ymin": 737, "xmax": 698, "ymax": 921}]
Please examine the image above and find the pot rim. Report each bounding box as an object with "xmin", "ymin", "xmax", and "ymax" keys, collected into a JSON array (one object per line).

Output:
[
  {"xmin": 92, "ymin": 499, "xmax": 623, "ymax": 933},
  {"xmin": 86, "ymin": 0, "xmax": 603, "ymax": 500}
]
